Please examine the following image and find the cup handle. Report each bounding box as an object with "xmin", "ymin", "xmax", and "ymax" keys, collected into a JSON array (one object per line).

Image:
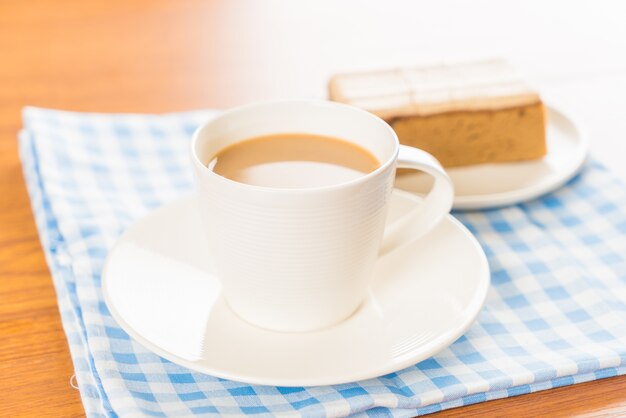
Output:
[{"xmin": 379, "ymin": 145, "xmax": 455, "ymax": 257}]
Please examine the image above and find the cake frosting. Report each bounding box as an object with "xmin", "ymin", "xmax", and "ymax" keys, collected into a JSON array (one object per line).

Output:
[{"xmin": 329, "ymin": 59, "xmax": 541, "ymax": 119}]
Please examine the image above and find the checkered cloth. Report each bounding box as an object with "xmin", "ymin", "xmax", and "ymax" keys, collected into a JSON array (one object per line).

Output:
[{"xmin": 20, "ymin": 106, "xmax": 626, "ymax": 417}]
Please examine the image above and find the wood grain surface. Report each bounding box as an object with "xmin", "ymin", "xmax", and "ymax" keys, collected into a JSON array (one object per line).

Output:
[{"xmin": 1, "ymin": 1, "xmax": 625, "ymax": 416}]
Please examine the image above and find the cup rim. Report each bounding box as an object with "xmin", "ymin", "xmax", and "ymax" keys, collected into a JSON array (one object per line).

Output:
[{"xmin": 191, "ymin": 99, "xmax": 400, "ymax": 193}]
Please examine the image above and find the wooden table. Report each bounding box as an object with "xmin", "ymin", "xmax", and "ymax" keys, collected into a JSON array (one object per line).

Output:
[{"xmin": 2, "ymin": 1, "xmax": 625, "ymax": 416}]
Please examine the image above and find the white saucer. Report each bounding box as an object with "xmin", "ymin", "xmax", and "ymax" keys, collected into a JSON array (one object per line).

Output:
[
  {"xmin": 102, "ymin": 190, "xmax": 490, "ymax": 387},
  {"xmin": 395, "ymin": 106, "xmax": 588, "ymax": 210}
]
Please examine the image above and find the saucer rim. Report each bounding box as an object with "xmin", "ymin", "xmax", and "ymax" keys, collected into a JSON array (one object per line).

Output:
[{"xmin": 102, "ymin": 191, "xmax": 490, "ymax": 387}]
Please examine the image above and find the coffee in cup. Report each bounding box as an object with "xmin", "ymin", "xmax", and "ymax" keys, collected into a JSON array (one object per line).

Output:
[{"xmin": 208, "ymin": 133, "xmax": 380, "ymax": 188}]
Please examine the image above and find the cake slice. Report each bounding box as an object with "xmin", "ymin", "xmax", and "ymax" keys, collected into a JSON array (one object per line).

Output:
[{"xmin": 329, "ymin": 60, "xmax": 547, "ymax": 167}]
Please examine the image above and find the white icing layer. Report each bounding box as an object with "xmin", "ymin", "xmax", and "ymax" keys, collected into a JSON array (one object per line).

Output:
[{"xmin": 329, "ymin": 59, "xmax": 541, "ymax": 118}]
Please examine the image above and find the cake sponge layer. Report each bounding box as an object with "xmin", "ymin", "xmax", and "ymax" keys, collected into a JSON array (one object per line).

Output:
[{"xmin": 390, "ymin": 103, "xmax": 546, "ymax": 167}]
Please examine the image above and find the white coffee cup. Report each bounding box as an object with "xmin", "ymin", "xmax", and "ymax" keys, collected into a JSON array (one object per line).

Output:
[{"xmin": 191, "ymin": 100, "xmax": 454, "ymax": 332}]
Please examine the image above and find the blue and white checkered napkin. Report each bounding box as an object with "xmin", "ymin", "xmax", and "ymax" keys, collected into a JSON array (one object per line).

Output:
[{"xmin": 20, "ymin": 106, "xmax": 626, "ymax": 417}]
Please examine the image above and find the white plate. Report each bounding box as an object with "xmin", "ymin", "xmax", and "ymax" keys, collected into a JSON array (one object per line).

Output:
[
  {"xmin": 102, "ymin": 190, "xmax": 490, "ymax": 387},
  {"xmin": 395, "ymin": 106, "xmax": 588, "ymax": 210}
]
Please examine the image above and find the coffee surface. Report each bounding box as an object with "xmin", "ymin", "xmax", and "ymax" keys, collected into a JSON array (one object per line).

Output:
[{"xmin": 209, "ymin": 133, "xmax": 380, "ymax": 188}]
